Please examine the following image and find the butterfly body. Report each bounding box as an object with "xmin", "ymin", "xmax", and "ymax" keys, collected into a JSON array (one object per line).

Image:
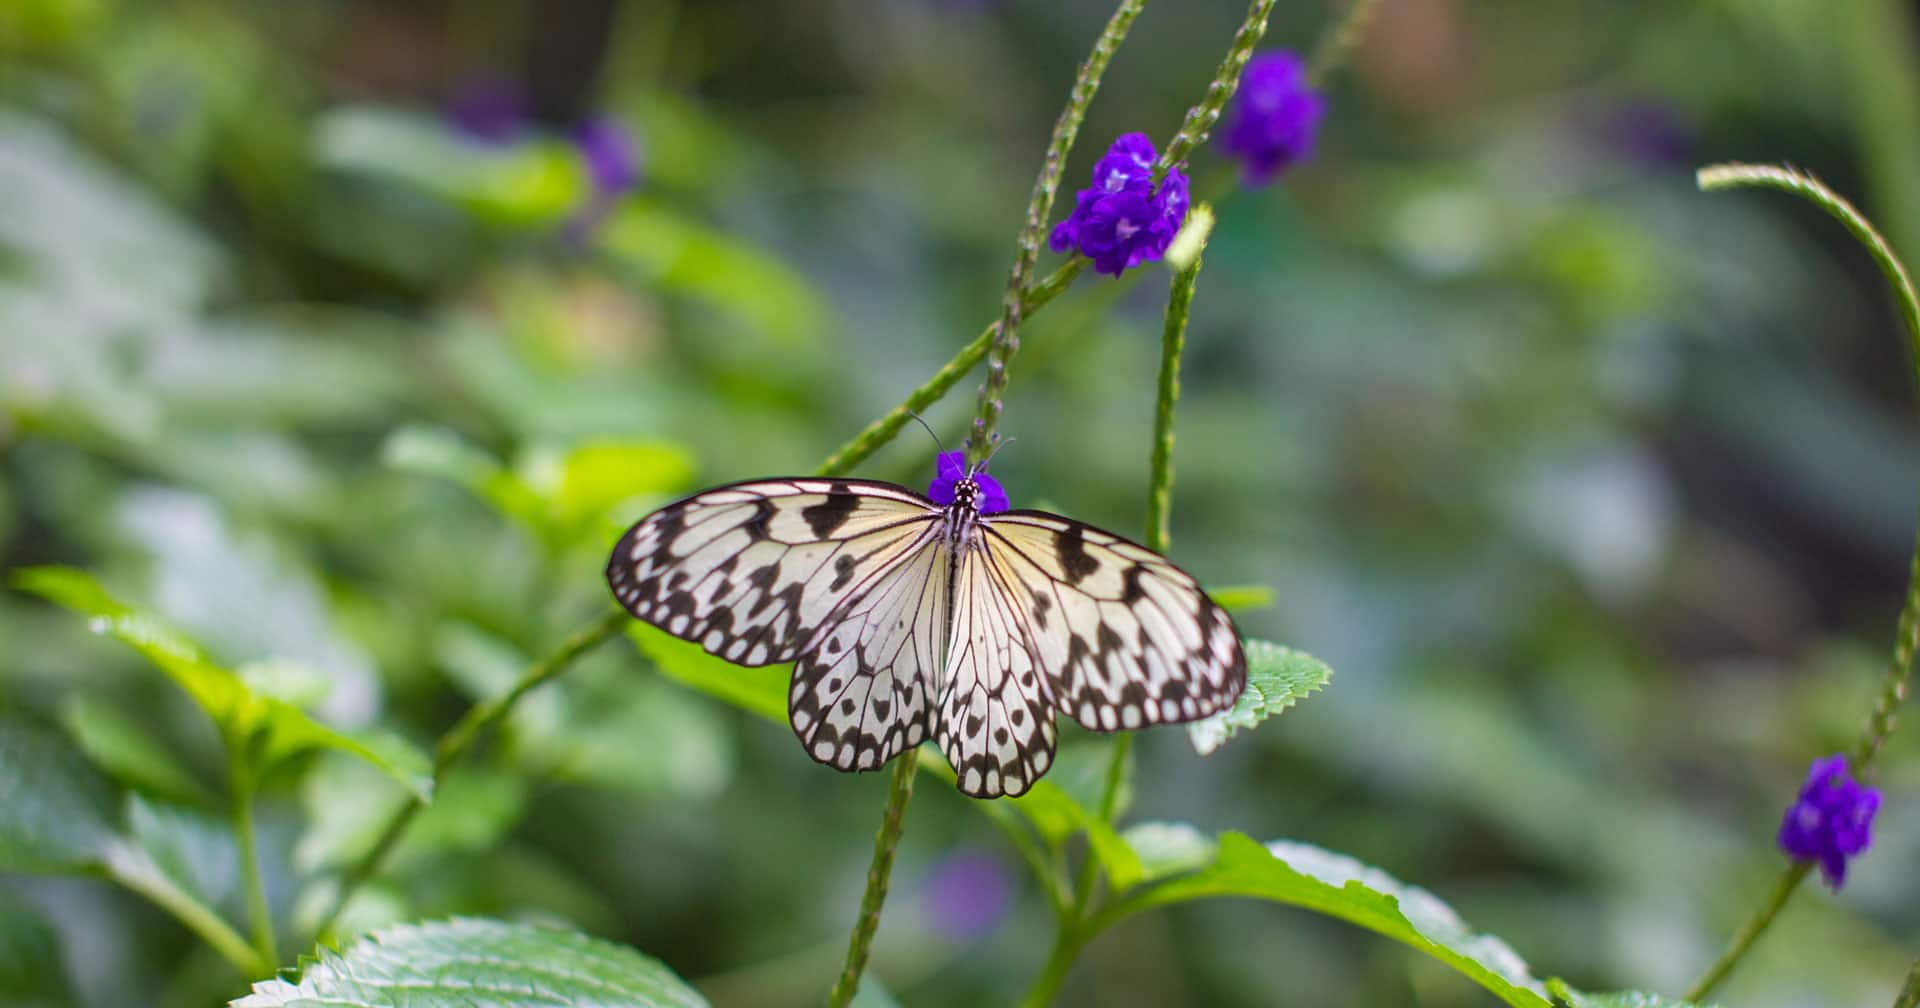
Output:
[{"xmin": 607, "ymin": 460, "xmax": 1245, "ymax": 798}]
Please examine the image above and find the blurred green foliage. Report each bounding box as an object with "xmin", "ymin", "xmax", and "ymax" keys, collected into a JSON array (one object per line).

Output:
[{"xmin": 2, "ymin": 1, "xmax": 1918, "ymax": 1006}]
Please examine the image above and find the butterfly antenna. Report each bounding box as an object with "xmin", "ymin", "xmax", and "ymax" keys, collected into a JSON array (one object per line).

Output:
[
  {"xmin": 905, "ymin": 410, "xmax": 946, "ymax": 455},
  {"xmin": 976, "ymin": 435, "xmax": 1015, "ymax": 474}
]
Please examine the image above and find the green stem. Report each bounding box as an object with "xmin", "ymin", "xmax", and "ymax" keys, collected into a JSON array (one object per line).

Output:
[
  {"xmin": 1145, "ymin": 221, "xmax": 1205, "ymax": 557},
  {"xmin": 1894, "ymin": 958, "xmax": 1920, "ymax": 1008},
  {"xmin": 313, "ymin": 607, "xmax": 630, "ymax": 938},
  {"xmin": 826, "ymin": 756, "xmax": 918, "ymax": 1008},
  {"xmin": 830, "ymin": 5, "xmax": 1151, "ymax": 1001},
  {"xmin": 970, "ymin": 0, "xmax": 1150, "ymax": 464},
  {"xmin": 1680, "ymin": 862, "xmax": 1812, "ymax": 1003},
  {"xmin": 1696, "ymin": 164, "xmax": 1920, "ymax": 390},
  {"xmin": 107, "ymin": 848, "xmax": 265, "ymax": 977},
  {"xmin": 1858, "ymin": 520, "xmax": 1920, "ymax": 777},
  {"xmin": 1306, "ymin": 0, "xmax": 1383, "ymax": 87},
  {"xmin": 1038, "ymin": 203, "xmax": 1213, "ymax": 1008},
  {"xmin": 1681, "ymin": 162, "xmax": 1920, "ymax": 1002},
  {"xmin": 229, "ymin": 749, "xmax": 278, "ymax": 970},
  {"xmin": 1017, "ymin": 924, "xmax": 1087, "ymax": 1008},
  {"xmin": 1157, "ymin": 0, "xmax": 1279, "ymax": 174},
  {"xmin": 818, "ymin": 259, "xmax": 1085, "ymax": 478}
]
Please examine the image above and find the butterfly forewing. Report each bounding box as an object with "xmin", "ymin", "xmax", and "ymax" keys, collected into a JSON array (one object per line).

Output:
[
  {"xmin": 978, "ymin": 511, "xmax": 1246, "ymax": 733},
  {"xmin": 938, "ymin": 536, "xmax": 1059, "ymax": 798},
  {"xmin": 790, "ymin": 527, "xmax": 950, "ymax": 772},
  {"xmin": 607, "ymin": 472, "xmax": 1248, "ymax": 799},
  {"xmin": 606, "ymin": 479, "xmax": 941, "ymax": 666}
]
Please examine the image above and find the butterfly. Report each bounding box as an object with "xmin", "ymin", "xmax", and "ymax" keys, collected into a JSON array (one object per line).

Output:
[{"xmin": 605, "ymin": 451, "xmax": 1245, "ymax": 798}]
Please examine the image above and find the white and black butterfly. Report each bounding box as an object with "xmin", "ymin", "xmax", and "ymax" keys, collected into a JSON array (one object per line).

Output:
[{"xmin": 606, "ymin": 452, "xmax": 1245, "ymax": 798}]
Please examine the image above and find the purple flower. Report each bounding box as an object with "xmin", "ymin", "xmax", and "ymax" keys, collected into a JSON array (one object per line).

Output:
[
  {"xmin": 447, "ymin": 77, "xmax": 531, "ymax": 146},
  {"xmin": 1589, "ymin": 98, "xmax": 1693, "ymax": 169},
  {"xmin": 575, "ymin": 117, "xmax": 642, "ymax": 196},
  {"xmin": 1220, "ymin": 51, "xmax": 1324, "ymax": 187},
  {"xmin": 1049, "ymin": 133, "xmax": 1189, "ymax": 277},
  {"xmin": 927, "ymin": 451, "xmax": 1009, "ymax": 514},
  {"xmin": 922, "ymin": 849, "xmax": 1012, "ymax": 940},
  {"xmin": 1777, "ymin": 754, "xmax": 1880, "ymax": 888}
]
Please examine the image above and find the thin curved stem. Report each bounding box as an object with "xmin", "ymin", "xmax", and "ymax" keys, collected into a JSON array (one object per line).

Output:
[
  {"xmin": 106, "ymin": 845, "xmax": 265, "ymax": 976},
  {"xmin": 1017, "ymin": 923, "xmax": 1088, "ymax": 1008},
  {"xmin": 1681, "ymin": 862, "xmax": 1811, "ymax": 1003},
  {"xmin": 313, "ymin": 607, "xmax": 630, "ymax": 938},
  {"xmin": 818, "ymin": 259, "xmax": 1085, "ymax": 478},
  {"xmin": 1894, "ymin": 958, "xmax": 1920, "ymax": 1008},
  {"xmin": 970, "ymin": 0, "xmax": 1150, "ymax": 464},
  {"xmin": 1157, "ymin": 0, "xmax": 1278, "ymax": 174},
  {"xmin": 229, "ymin": 750, "xmax": 278, "ymax": 970},
  {"xmin": 828, "ymin": 4, "xmax": 1152, "ymax": 1001},
  {"xmin": 1307, "ymin": 0, "xmax": 1383, "ymax": 87},
  {"xmin": 826, "ymin": 756, "xmax": 918, "ymax": 1007},
  {"xmin": 1682, "ymin": 163, "xmax": 1920, "ymax": 1001},
  {"xmin": 1696, "ymin": 164, "xmax": 1920, "ymax": 392}
]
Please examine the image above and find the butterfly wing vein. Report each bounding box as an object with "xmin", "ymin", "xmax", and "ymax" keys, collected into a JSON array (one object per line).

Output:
[{"xmin": 607, "ymin": 481, "xmax": 1246, "ymax": 799}]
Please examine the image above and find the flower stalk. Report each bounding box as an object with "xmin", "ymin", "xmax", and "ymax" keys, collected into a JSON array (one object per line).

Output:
[
  {"xmin": 1682, "ymin": 162, "xmax": 1920, "ymax": 1001},
  {"xmin": 1895, "ymin": 959, "xmax": 1920, "ymax": 1008},
  {"xmin": 313, "ymin": 607, "xmax": 630, "ymax": 938},
  {"xmin": 830, "ymin": 3, "xmax": 1151, "ymax": 1003},
  {"xmin": 1157, "ymin": 0, "xmax": 1279, "ymax": 174},
  {"xmin": 825, "ymin": 757, "xmax": 917, "ymax": 1007},
  {"xmin": 1307, "ymin": 0, "xmax": 1383, "ymax": 87},
  {"xmin": 971, "ymin": 0, "xmax": 1150, "ymax": 465},
  {"xmin": 229, "ymin": 747, "xmax": 278, "ymax": 970}
]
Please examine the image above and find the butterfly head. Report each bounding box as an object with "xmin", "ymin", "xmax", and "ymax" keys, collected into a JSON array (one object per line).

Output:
[{"xmin": 928, "ymin": 450, "xmax": 1010, "ymax": 515}]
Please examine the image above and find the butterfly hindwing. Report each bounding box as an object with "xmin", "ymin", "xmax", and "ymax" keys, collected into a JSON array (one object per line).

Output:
[
  {"xmin": 979, "ymin": 511, "xmax": 1246, "ymax": 733},
  {"xmin": 607, "ymin": 472, "xmax": 1247, "ymax": 799},
  {"xmin": 790, "ymin": 529, "xmax": 950, "ymax": 771},
  {"xmin": 606, "ymin": 479, "xmax": 941, "ymax": 666},
  {"xmin": 937, "ymin": 534, "xmax": 1058, "ymax": 798}
]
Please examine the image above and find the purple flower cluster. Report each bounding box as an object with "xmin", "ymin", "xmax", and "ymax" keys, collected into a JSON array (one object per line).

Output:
[
  {"xmin": 928, "ymin": 451, "xmax": 1009, "ymax": 514},
  {"xmin": 447, "ymin": 77, "xmax": 530, "ymax": 146},
  {"xmin": 1777, "ymin": 754, "xmax": 1880, "ymax": 888},
  {"xmin": 445, "ymin": 78, "xmax": 642, "ymax": 237},
  {"xmin": 1049, "ymin": 133, "xmax": 1189, "ymax": 277},
  {"xmin": 921, "ymin": 849, "xmax": 1013, "ymax": 940},
  {"xmin": 1220, "ymin": 51, "xmax": 1324, "ymax": 187},
  {"xmin": 575, "ymin": 117, "xmax": 642, "ymax": 198}
]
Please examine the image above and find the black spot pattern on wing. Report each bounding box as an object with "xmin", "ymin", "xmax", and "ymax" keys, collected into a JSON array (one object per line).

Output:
[
  {"xmin": 980, "ymin": 512, "xmax": 1246, "ymax": 735},
  {"xmin": 605, "ymin": 479, "xmax": 940, "ymax": 667},
  {"xmin": 936, "ymin": 535, "xmax": 1060, "ymax": 798},
  {"xmin": 607, "ymin": 477, "xmax": 1246, "ymax": 802},
  {"xmin": 789, "ymin": 544, "xmax": 949, "ymax": 773}
]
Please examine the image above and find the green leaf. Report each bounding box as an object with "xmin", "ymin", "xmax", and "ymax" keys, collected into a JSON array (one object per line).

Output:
[
  {"xmin": 381, "ymin": 426, "xmax": 541, "ymax": 527},
  {"xmin": 314, "ymin": 106, "xmax": 589, "ymax": 226},
  {"xmin": 1112, "ymin": 833, "xmax": 1552, "ymax": 1008},
  {"xmin": 522, "ymin": 439, "xmax": 694, "ymax": 535},
  {"xmin": 59, "ymin": 695, "xmax": 216, "ymax": 805},
  {"xmin": 1206, "ymin": 583, "xmax": 1275, "ymax": 613},
  {"xmin": 1187, "ymin": 641, "xmax": 1332, "ymax": 756},
  {"xmin": 1546, "ymin": 980, "xmax": 1717, "ymax": 1008},
  {"xmin": 386, "ymin": 429, "xmax": 693, "ymax": 544},
  {"xmin": 0, "ymin": 712, "xmax": 119, "ymax": 874},
  {"xmin": 601, "ymin": 200, "xmax": 829, "ymax": 349},
  {"xmin": 14, "ymin": 567, "xmax": 430, "ymax": 797},
  {"xmin": 122, "ymin": 794, "xmax": 239, "ymax": 917},
  {"xmin": 975, "ymin": 772, "xmax": 1140, "ymax": 892},
  {"xmin": 103, "ymin": 816, "xmax": 259, "ymax": 975},
  {"xmin": 1121, "ymin": 821, "xmax": 1218, "ymax": 882},
  {"xmin": 0, "ymin": 889, "xmax": 70, "ymax": 1007},
  {"xmin": 626, "ymin": 623, "xmax": 789, "ymax": 725},
  {"xmin": 298, "ymin": 758, "xmax": 527, "ymax": 875},
  {"xmin": 232, "ymin": 917, "xmax": 709, "ymax": 1008},
  {"xmin": 1043, "ymin": 741, "xmax": 1131, "ymax": 823}
]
